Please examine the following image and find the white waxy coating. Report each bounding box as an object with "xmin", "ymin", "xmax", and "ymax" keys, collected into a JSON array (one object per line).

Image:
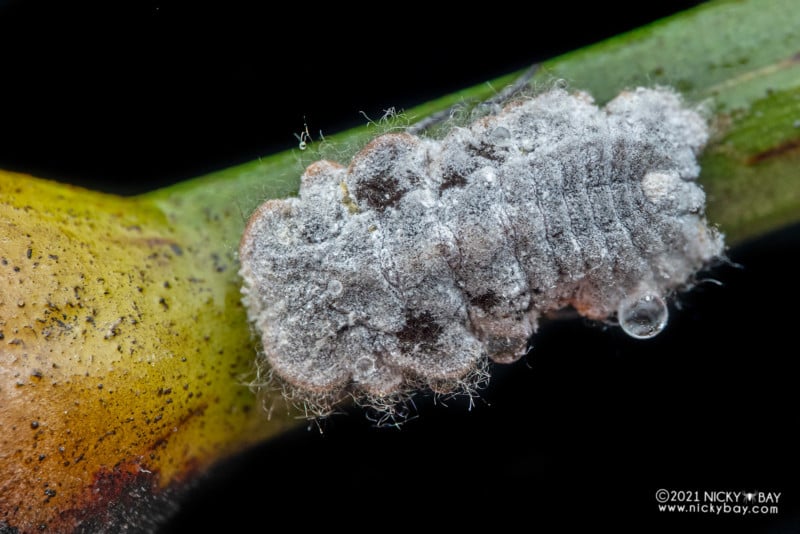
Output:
[{"xmin": 239, "ymin": 87, "xmax": 724, "ymax": 413}]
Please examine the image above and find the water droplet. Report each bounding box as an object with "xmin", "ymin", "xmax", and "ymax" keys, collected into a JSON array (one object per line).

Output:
[
  {"xmin": 326, "ymin": 279, "xmax": 343, "ymax": 296},
  {"xmin": 490, "ymin": 126, "xmax": 512, "ymax": 146},
  {"xmin": 618, "ymin": 292, "xmax": 668, "ymax": 339}
]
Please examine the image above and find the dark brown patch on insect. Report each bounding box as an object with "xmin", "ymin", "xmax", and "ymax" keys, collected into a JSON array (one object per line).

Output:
[
  {"xmin": 397, "ymin": 310, "xmax": 441, "ymax": 345},
  {"xmin": 469, "ymin": 140, "xmax": 505, "ymax": 162},
  {"xmin": 440, "ymin": 170, "xmax": 468, "ymax": 191},
  {"xmin": 353, "ymin": 174, "xmax": 405, "ymax": 211},
  {"xmin": 349, "ymin": 134, "xmax": 423, "ymax": 212},
  {"xmin": 469, "ymin": 291, "xmax": 501, "ymax": 311}
]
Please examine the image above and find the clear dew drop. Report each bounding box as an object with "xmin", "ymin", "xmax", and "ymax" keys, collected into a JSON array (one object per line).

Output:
[
  {"xmin": 326, "ymin": 279, "xmax": 343, "ymax": 296},
  {"xmin": 353, "ymin": 355, "xmax": 376, "ymax": 380},
  {"xmin": 489, "ymin": 126, "xmax": 512, "ymax": 146},
  {"xmin": 618, "ymin": 292, "xmax": 668, "ymax": 339},
  {"xmin": 553, "ymin": 78, "xmax": 569, "ymax": 89}
]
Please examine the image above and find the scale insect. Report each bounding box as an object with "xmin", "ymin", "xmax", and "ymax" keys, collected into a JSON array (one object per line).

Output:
[{"xmin": 239, "ymin": 85, "xmax": 724, "ymax": 416}]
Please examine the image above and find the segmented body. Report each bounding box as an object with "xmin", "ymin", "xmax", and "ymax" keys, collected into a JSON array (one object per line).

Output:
[{"xmin": 239, "ymin": 87, "xmax": 723, "ymax": 412}]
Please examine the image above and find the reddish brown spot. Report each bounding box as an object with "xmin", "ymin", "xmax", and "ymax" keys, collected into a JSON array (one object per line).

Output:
[
  {"xmin": 304, "ymin": 160, "xmax": 343, "ymax": 177},
  {"xmin": 746, "ymin": 138, "xmax": 800, "ymax": 165},
  {"xmin": 51, "ymin": 460, "xmax": 183, "ymax": 532}
]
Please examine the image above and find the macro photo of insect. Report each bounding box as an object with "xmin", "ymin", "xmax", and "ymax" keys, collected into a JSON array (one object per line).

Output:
[{"xmin": 1, "ymin": 1, "xmax": 798, "ymax": 532}]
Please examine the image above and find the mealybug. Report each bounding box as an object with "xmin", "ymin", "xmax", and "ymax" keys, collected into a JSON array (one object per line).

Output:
[{"xmin": 239, "ymin": 86, "xmax": 724, "ymax": 415}]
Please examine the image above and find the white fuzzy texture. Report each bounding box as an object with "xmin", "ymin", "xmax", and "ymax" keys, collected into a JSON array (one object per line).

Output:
[{"xmin": 239, "ymin": 87, "xmax": 724, "ymax": 412}]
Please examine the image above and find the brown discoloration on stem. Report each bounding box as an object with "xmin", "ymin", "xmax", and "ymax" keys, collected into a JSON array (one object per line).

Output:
[{"xmin": 746, "ymin": 138, "xmax": 800, "ymax": 165}]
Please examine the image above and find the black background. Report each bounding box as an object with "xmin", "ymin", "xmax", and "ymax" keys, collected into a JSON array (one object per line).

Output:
[
  {"xmin": 2, "ymin": 0, "xmax": 708, "ymax": 194},
  {"xmin": 164, "ymin": 229, "xmax": 800, "ymax": 534},
  {"xmin": 3, "ymin": 2, "xmax": 800, "ymax": 533}
]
